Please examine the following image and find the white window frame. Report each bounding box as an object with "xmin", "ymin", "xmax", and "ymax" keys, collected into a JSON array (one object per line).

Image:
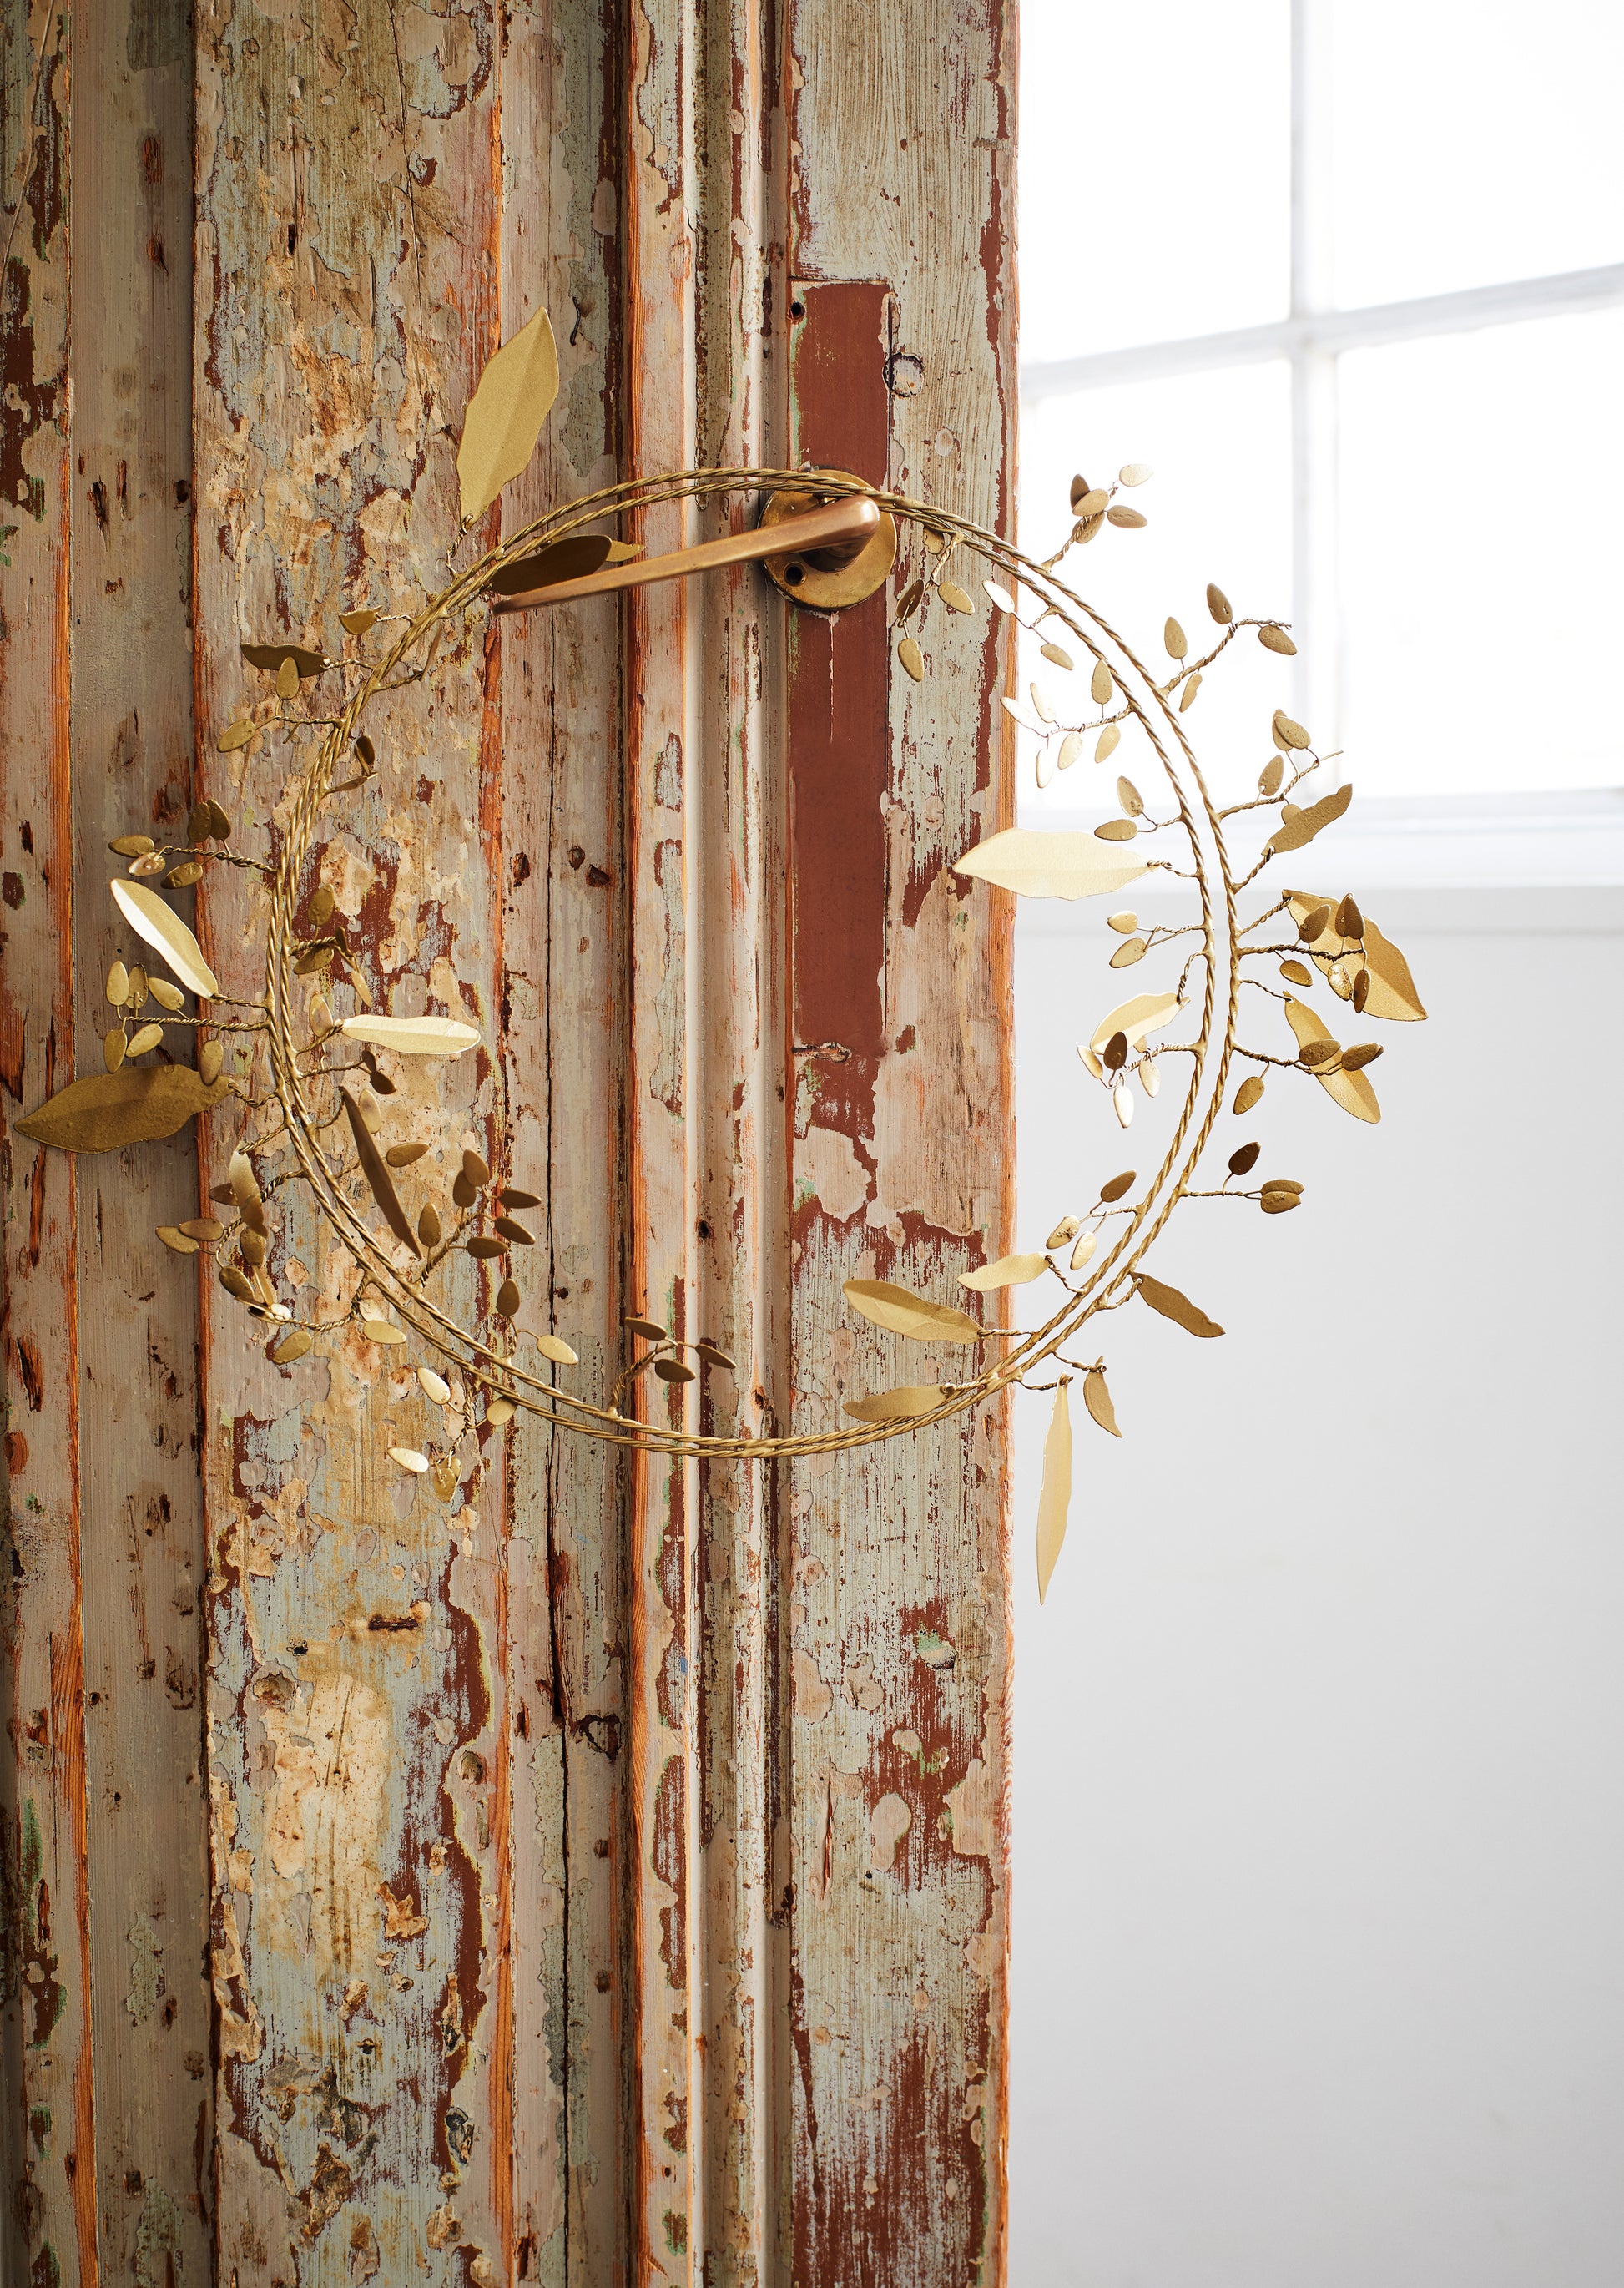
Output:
[{"xmin": 1018, "ymin": 0, "xmax": 1624, "ymax": 886}]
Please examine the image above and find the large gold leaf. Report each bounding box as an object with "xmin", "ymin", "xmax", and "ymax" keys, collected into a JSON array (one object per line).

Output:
[
  {"xmin": 843, "ymin": 1279, "xmax": 981, "ymax": 1345},
  {"xmin": 957, "ymin": 1252, "xmax": 1050, "ymax": 1293},
  {"xmin": 110, "ymin": 879, "xmax": 219, "ymax": 999},
  {"xmin": 1082, "ymin": 1368, "xmax": 1121, "ymax": 1437},
  {"xmin": 951, "ymin": 827, "xmax": 1147, "ymax": 902},
  {"xmin": 1036, "ymin": 1382, "xmax": 1073, "ymax": 1604},
  {"xmin": 1284, "ymin": 894, "xmax": 1425, "ymax": 1022},
  {"xmin": 1361, "ymin": 922, "xmax": 1426, "ymax": 1021},
  {"xmin": 241, "ymin": 641, "xmax": 328, "ymax": 680},
  {"xmin": 843, "ymin": 1384, "xmax": 945, "ymax": 1423},
  {"xmin": 340, "ymin": 1014, "xmax": 481, "ymax": 1058},
  {"xmin": 1282, "ymin": 996, "xmax": 1380, "ymax": 1122},
  {"xmin": 1135, "ymin": 1274, "xmax": 1223, "ymax": 1337},
  {"xmin": 1078, "ymin": 991, "xmax": 1183, "ymax": 1079},
  {"xmin": 485, "ymin": 534, "xmax": 613, "ymax": 596},
  {"xmin": 340, "ymin": 1088, "xmax": 421, "ymax": 1256},
  {"xmin": 17, "ymin": 1065, "xmax": 231, "ymax": 1154},
  {"xmin": 1267, "ymin": 781, "xmax": 1353, "ymax": 855},
  {"xmin": 456, "ymin": 306, "xmax": 560, "ymax": 525}
]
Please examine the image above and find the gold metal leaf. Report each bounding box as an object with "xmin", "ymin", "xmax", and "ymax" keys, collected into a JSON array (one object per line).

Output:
[
  {"xmin": 1258, "ymin": 756, "xmax": 1285, "ymax": 798},
  {"xmin": 897, "ymin": 637, "xmax": 925, "ymax": 683},
  {"xmin": 16, "ymin": 1064, "xmax": 231, "ymax": 1154},
  {"xmin": 1109, "ymin": 936, "xmax": 1147, "ymax": 968},
  {"xmin": 486, "ymin": 534, "xmax": 613, "ymax": 595},
  {"xmin": 167, "ymin": 861, "xmax": 203, "ymax": 887},
  {"xmin": 1057, "ymin": 731, "xmax": 1083, "ymax": 770},
  {"xmin": 626, "ymin": 1314, "xmax": 668, "ymax": 1341},
  {"xmin": 361, "ymin": 1317, "xmax": 408, "ymax": 1346},
  {"xmin": 103, "ymin": 1029, "xmax": 126, "ymax": 1073},
  {"xmin": 1135, "ymin": 1274, "xmax": 1223, "ymax": 1338},
  {"xmin": 1079, "ymin": 992, "xmax": 1182, "ymax": 1079},
  {"xmin": 537, "ymin": 1333, "xmax": 578, "ymax": 1366},
  {"xmin": 1041, "ymin": 641, "xmax": 1074, "ymax": 672},
  {"xmin": 110, "ymin": 878, "xmax": 219, "ymax": 999},
  {"xmin": 1164, "ymin": 617, "xmax": 1188, "ymax": 660},
  {"xmin": 951, "ymin": 828, "xmax": 1147, "ymax": 903},
  {"xmin": 271, "ymin": 1330, "xmax": 313, "ymax": 1364},
  {"xmin": 1107, "ymin": 506, "xmax": 1147, "ymax": 528},
  {"xmin": 1089, "ymin": 659, "xmax": 1113, "ymax": 706},
  {"xmin": 1072, "ymin": 487, "xmax": 1109, "ymax": 518},
  {"xmin": 1258, "ymin": 624, "xmax": 1297, "ymax": 656},
  {"xmin": 463, "ymin": 1150, "xmax": 491, "ymax": 1189},
  {"xmin": 1107, "ymin": 910, "xmax": 1137, "ymax": 934},
  {"xmin": 1082, "ymin": 1368, "xmax": 1120, "ymax": 1438},
  {"xmin": 1279, "ymin": 958, "xmax": 1313, "ymax": 986},
  {"xmin": 693, "ymin": 1339, "xmax": 734, "ymax": 1371},
  {"xmin": 1271, "ymin": 709, "xmax": 1311, "ymax": 751},
  {"xmin": 1282, "ymin": 997, "xmax": 1380, "ymax": 1122},
  {"xmin": 385, "ymin": 1142, "xmax": 430, "ymax": 1168},
  {"xmin": 1046, "ymin": 1215, "xmax": 1080, "ymax": 1249},
  {"xmin": 1268, "ymin": 782, "xmax": 1352, "ymax": 855},
  {"xmin": 1069, "ymin": 1228, "xmax": 1097, "ymax": 1271},
  {"xmin": 495, "ymin": 1277, "xmax": 521, "ymax": 1316},
  {"xmin": 486, "ymin": 1397, "xmax": 517, "ymax": 1424},
  {"xmin": 216, "ymin": 720, "xmax": 255, "ymax": 753},
  {"xmin": 1117, "ymin": 463, "xmax": 1152, "ymax": 487},
  {"xmin": 275, "ymin": 655, "xmax": 299, "ymax": 700},
  {"xmin": 1098, "ymin": 1170, "xmax": 1135, "ymax": 1203},
  {"xmin": 653, "ymin": 1357, "xmax": 694, "ymax": 1385},
  {"xmin": 242, "ymin": 641, "xmax": 327, "ymax": 680},
  {"xmin": 1094, "ymin": 819, "xmax": 1138, "ymax": 843},
  {"xmin": 418, "ymin": 1202, "xmax": 441, "ymax": 1249},
  {"xmin": 1234, "ymin": 1075, "xmax": 1265, "ymax": 1115},
  {"xmin": 843, "ymin": 1279, "xmax": 981, "ymax": 1346},
  {"xmin": 456, "ymin": 306, "xmax": 560, "ymax": 525},
  {"xmin": 938, "ymin": 580, "xmax": 973, "ymax": 613},
  {"xmin": 1117, "ymin": 777, "xmax": 1142, "ymax": 817},
  {"xmin": 340, "ymin": 1014, "xmax": 481, "ymax": 1058},
  {"xmin": 149, "ymin": 978, "xmax": 184, "ymax": 1013},
  {"xmin": 1207, "ymin": 583, "xmax": 1233, "ymax": 624},
  {"xmin": 1036, "ymin": 1382, "xmax": 1073, "ymax": 1604},
  {"xmin": 340, "ymin": 607, "xmax": 380, "ymax": 635},
  {"xmin": 843, "ymin": 1384, "xmax": 944, "ymax": 1423},
  {"xmin": 467, "ymin": 1236, "xmax": 506, "ymax": 1260},
  {"xmin": 1095, "ymin": 724, "xmax": 1120, "ymax": 764},
  {"xmin": 494, "ymin": 1215, "xmax": 533, "ymax": 1245},
  {"xmin": 1178, "ymin": 671, "xmax": 1202, "ymax": 712},
  {"xmin": 126, "ymin": 1022, "xmax": 164, "ymax": 1058},
  {"xmin": 390, "ymin": 1446, "xmax": 430, "ymax": 1474},
  {"xmin": 341, "ymin": 1088, "xmax": 421, "ymax": 1256},
  {"xmin": 157, "ymin": 1225, "xmax": 198, "ymax": 1254},
  {"xmin": 957, "ymin": 1252, "xmax": 1049, "ymax": 1292}
]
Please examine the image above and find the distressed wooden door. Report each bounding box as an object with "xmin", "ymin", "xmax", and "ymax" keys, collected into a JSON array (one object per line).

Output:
[{"xmin": 1, "ymin": 3, "xmax": 1015, "ymax": 2283}]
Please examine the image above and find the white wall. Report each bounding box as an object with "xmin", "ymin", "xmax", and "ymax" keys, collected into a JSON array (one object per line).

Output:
[{"xmin": 1008, "ymin": 886, "xmax": 1624, "ymax": 2287}]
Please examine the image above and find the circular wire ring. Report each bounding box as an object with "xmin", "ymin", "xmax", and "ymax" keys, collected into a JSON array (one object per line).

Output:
[{"xmin": 265, "ymin": 468, "xmax": 1237, "ymax": 1461}]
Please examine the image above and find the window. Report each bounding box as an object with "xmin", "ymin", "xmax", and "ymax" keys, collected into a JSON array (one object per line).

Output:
[{"xmin": 1018, "ymin": 0, "xmax": 1624, "ymax": 808}]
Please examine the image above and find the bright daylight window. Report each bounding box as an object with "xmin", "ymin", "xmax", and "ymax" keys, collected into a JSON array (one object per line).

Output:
[{"xmin": 1018, "ymin": 0, "xmax": 1624, "ymax": 810}]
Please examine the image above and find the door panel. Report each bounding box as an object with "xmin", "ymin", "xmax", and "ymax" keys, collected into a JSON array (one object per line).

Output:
[{"xmin": 2, "ymin": 4, "xmax": 1014, "ymax": 2282}]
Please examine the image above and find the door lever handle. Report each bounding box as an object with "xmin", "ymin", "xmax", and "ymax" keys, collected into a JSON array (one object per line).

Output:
[{"xmin": 491, "ymin": 492, "xmax": 888, "ymax": 616}]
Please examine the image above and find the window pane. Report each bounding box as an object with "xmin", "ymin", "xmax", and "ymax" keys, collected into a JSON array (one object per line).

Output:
[
  {"xmin": 1338, "ymin": 310, "xmax": 1624, "ymax": 797},
  {"xmin": 1020, "ymin": 0, "xmax": 1289, "ymax": 366},
  {"xmin": 1330, "ymin": 0, "xmax": 1624, "ymax": 308},
  {"xmin": 1019, "ymin": 364, "xmax": 1294, "ymax": 820}
]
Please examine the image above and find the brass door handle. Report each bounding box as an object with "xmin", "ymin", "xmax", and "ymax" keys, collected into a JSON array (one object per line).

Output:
[{"xmin": 491, "ymin": 490, "xmax": 892, "ymax": 615}]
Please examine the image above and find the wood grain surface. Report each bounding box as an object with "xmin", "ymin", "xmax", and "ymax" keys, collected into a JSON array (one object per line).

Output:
[{"xmin": 2, "ymin": 4, "xmax": 1015, "ymax": 2280}]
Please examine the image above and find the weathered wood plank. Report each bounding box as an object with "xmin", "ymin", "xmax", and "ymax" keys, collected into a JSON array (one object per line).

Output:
[
  {"xmin": 784, "ymin": 7, "xmax": 1016, "ymax": 2284},
  {"xmin": 494, "ymin": 8, "xmax": 629, "ymax": 2281},
  {"xmin": 193, "ymin": 9, "xmax": 513, "ymax": 2282},
  {"xmin": 1, "ymin": 5, "xmax": 100, "ymax": 2284},
  {"xmin": 68, "ymin": 7, "xmax": 213, "ymax": 2279}
]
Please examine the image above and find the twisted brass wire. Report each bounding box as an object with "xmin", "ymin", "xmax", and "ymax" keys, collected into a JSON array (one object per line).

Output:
[{"xmin": 265, "ymin": 469, "xmax": 1239, "ymax": 1460}]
